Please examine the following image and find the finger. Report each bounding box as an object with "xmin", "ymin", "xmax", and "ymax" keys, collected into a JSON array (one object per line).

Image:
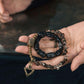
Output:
[
  {"xmin": 19, "ymin": 35, "xmax": 28, "ymax": 43},
  {"xmin": 0, "ymin": 17, "xmax": 13, "ymax": 23},
  {"xmin": 19, "ymin": 34, "xmax": 36, "ymax": 43},
  {"xmin": 15, "ymin": 45, "xmax": 58, "ymax": 58},
  {"xmin": 71, "ymin": 50, "xmax": 84, "ymax": 71},
  {"xmin": 0, "ymin": 0, "xmax": 4, "ymax": 14},
  {"xmin": 15, "ymin": 46, "xmax": 40, "ymax": 57},
  {"xmin": 0, "ymin": 15, "xmax": 13, "ymax": 23},
  {"xmin": 25, "ymin": 56, "xmax": 66, "ymax": 70}
]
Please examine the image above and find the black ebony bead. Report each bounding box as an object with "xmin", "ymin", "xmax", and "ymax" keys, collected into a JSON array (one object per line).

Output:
[
  {"xmin": 36, "ymin": 36, "xmax": 41, "ymax": 42},
  {"xmin": 46, "ymin": 32, "xmax": 52, "ymax": 37},
  {"xmin": 34, "ymin": 43, "xmax": 39, "ymax": 51},
  {"xmin": 46, "ymin": 52, "xmax": 56, "ymax": 58},
  {"xmin": 55, "ymin": 50, "xmax": 61, "ymax": 56},
  {"xmin": 38, "ymin": 31, "xmax": 46, "ymax": 37},
  {"xmin": 37, "ymin": 49, "xmax": 46, "ymax": 58}
]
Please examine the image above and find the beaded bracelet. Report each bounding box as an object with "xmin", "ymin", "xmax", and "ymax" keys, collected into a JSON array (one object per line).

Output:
[
  {"xmin": 34, "ymin": 30, "xmax": 67, "ymax": 58},
  {"xmin": 24, "ymin": 30, "xmax": 68, "ymax": 77}
]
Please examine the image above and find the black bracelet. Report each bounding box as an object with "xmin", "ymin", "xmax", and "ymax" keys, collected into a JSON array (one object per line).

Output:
[{"xmin": 34, "ymin": 30, "xmax": 67, "ymax": 59}]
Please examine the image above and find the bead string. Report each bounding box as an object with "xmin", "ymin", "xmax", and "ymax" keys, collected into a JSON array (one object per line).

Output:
[{"xmin": 24, "ymin": 30, "xmax": 68, "ymax": 77}]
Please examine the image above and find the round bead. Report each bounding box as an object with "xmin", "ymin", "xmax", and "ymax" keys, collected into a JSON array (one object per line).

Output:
[
  {"xmin": 46, "ymin": 52, "xmax": 56, "ymax": 58},
  {"xmin": 34, "ymin": 31, "xmax": 67, "ymax": 59},
  {"xmin": 37, "ymin": 49, "xmax": 46, "ymax": 58},
  {"xmin": 34, "ymin": 43, "xmax": 39, "ymax": 51}
]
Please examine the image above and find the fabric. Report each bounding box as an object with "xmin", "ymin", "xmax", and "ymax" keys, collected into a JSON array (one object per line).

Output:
[{"xmin": 0, "ymin": 53, "xmax": 84, "ymax": 84}]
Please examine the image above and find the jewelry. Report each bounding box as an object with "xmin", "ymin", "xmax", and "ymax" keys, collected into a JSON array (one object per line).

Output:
[
  {"xmin": 34, "ymin": 55, "xmax": 68, "ymax": 70},
  {"xmin": 24, "ymin": 34, "xmax": 38, "ymax": 77},
  {"xmin": 24, "ymin": 30, "xmax": 68, "ymax": 77},
  {"xmin": 34, "ymin": 30, "xmax": 67, "ymax": 58}
]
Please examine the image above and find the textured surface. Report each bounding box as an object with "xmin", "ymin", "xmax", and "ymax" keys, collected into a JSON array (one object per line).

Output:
[{"xmin": 0, "ymin": 0, "xmax": 84, "ymax": 53}]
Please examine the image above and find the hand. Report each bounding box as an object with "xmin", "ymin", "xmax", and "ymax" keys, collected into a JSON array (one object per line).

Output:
[
  {"xmin": 0, "ymin": 0, "xmax": 32, "ymax": 23},
  {"xmin": 15, "ymin": 21, "xmax": 84, "ymax": 71}
]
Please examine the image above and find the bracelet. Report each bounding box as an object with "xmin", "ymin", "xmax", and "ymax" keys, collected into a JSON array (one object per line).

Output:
[
  {"xmin": 34, "ymin": 30, "xmax": 67, "ymax": 58},
  {"xmin": 24, "ymin": 30, "xmax": 68, "ymax": 77}
]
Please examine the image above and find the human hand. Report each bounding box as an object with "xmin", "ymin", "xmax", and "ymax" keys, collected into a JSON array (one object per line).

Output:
[
  {"xmin": 15, "ymin": 21, "xmax": 84, "ymax": 71},
  {"xmin": 0, "ymin": 0, "xmax": 32, "ymax": 23}
]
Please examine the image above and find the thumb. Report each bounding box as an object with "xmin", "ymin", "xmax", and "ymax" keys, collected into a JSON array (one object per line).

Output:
[{"xmin": 71, "ymin": 50, "xmax": 84, "ymax": 72}]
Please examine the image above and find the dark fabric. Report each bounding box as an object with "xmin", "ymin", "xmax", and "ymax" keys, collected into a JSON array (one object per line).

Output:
[{"xmin": 0, "ymin": 53, "xmax": 84, "ymax": 84}]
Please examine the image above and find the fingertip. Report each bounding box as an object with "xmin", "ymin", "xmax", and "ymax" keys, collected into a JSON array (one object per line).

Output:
[
  {"xmin": 19, "ymin": 35, "xmax": 28, "ymax": 43},
  {"xmin": 71, "ymin": 63, "xmax": 79, "ymax": 72}
]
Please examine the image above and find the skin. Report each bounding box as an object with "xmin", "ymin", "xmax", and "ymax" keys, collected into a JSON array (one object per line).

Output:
[
  {"xmin": 15, "ymin": 21, "xmax": 84, "ymax": 71},
  {"xmin": 0, "ymin": 0, "xmax": 33, "ymax": 23}
]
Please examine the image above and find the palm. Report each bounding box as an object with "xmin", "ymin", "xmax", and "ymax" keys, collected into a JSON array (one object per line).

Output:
[{"xmin": 15, "ymin": 21, "xmax": 84, "ymax": 71}]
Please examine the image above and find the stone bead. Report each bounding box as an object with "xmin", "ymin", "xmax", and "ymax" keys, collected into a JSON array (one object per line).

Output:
[
  {"xmin": 37, "ymin": 49, "xmax": 46, "ymax": 58},
  {"xmin": 58, "ymin": 42, "xmax": 63, "ymax": 47},
  {"xmin": 46, "ymin": 32, "xmax": 53, "ymax": 37},
  {"xmin": 34, "ymin": 43, "xmax": 39, "ymax": 51},
  {"xmin": 36, "ymin": 36, "xmax": 41, "ymax": 42},
  {"xmin": 46, "ymin": 52, "xmax": 56, "ymax": 58},
  {"xmin": 55, "ymin": 50, "xmax": 61, "ymax": 56},
  {"xmin": 38, "ymin": 31, "xmax": 46, "ymax": 37}
]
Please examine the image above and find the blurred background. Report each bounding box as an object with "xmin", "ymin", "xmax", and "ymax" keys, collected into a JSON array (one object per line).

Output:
[{"xmin": 0, "ymin": 0, "xmax": 84, "ymax": 53}]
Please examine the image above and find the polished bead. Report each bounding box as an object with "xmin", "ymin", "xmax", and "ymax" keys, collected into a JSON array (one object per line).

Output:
[
  {"xmin": 55, "ymin": 50, "xmax": 61, "ymax": 56},
  {"xmin": 38, "ymin": 31, "xmax": 46, "ymax": 37},
  {"xmin": 37, "ymin": 49, "xmax": 46, "ymax": 58},
  {"xmin": 46, "ymin": 52, "xmax": 55, "ymax": 58},
  {"xmin": 34, "ymin": 43, "xmax": 39, "ymax": 51},
  {"xmin": 46, "ymin": 32, "xmax": 52, "ymax": 37},
  {"xmin": 58, "ymin": 42, "xmax": 63, "ymax": 47}
]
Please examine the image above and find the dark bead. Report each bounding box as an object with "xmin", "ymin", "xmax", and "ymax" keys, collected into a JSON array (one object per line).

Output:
[
  {"xmin": 46, "ymin": 52, "xmax": 56, "ymax": 58},
  {"xmin": 46, "ymin": 64, "xmax": 54, "ymax": 69},
  {"xmin": 55, "ymin": 36, "xmax": 60, "ymax": 42},
  {"xmin": 36, "ymin": 36, "xmax": 41, "ymax": 42},
  {"xmin": 55, "ymin": 50, "xmax": 61, "ymax": 56},
  {"xmin": 34, "ymin": 43, "xmax": 39, "ymax": 51},
  {"xmin": 61, "ymin": 60, "xmax": 66, "ymax": 64},
  {"xmin": 38, "ymin": 31, "xmax": 46, "ymax": 37},
  {"xmin": 51, "ymin": 33, "xmax": 55, "ymax": 38},
  {"xmin": 46, "ymin": 32, "xmax": 52, "ymax": 37},
  {"xmin": 37, "ymin": 49, "xmax": 46, "ymax": 58},
  {"xmin": 58, "ymin": 42, "xmax": 63, "ymax": 47},
  {"xmin": 34, "ymin": 61, "xmax": 40, "ymax": 66},
  {"xmin": 62, "ymin": 52, "xmax": 66, "ymax": 55},
  {"xmin": 54, "ymin": 35, "xmax": 58, "ymax": 38}
]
